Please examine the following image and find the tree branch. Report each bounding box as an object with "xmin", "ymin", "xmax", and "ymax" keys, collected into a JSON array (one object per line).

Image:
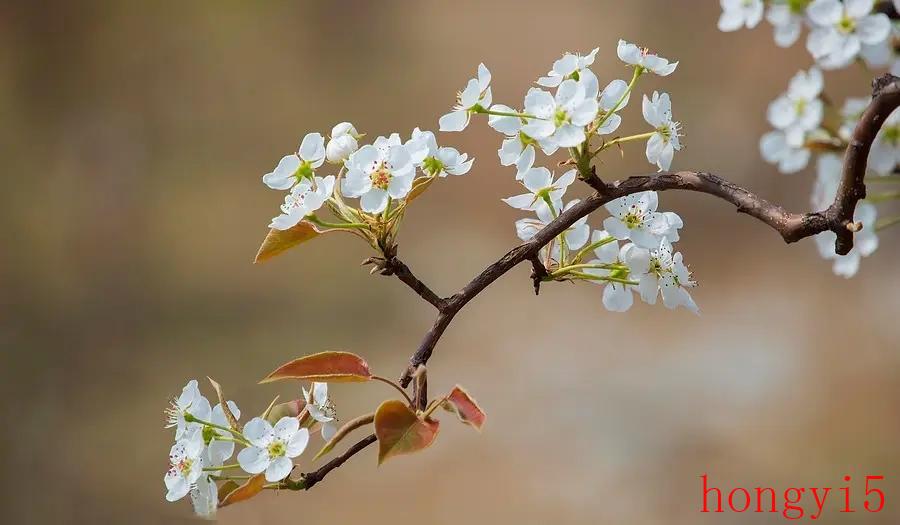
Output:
[{"xmin": 289, "ymin": 434, "xmax": 377, "ymax": 491}]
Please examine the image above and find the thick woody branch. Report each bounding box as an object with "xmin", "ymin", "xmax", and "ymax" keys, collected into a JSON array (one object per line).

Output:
[{"xmin": 291, "ymin": 434, "xmax": 377, "ymax": 490}]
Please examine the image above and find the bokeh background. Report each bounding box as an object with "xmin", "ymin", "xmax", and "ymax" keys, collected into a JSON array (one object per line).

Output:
[{"xmin": 2, "ymin": 1, "xmax": 898, "ymax": 523}]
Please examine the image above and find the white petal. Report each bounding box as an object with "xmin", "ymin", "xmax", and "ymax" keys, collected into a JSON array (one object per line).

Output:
[
  {"xmin": 242, "ymin": 417, "xmax": 273, "ymax": 448},
  {"xmin": 237, "ymin": 446, "xmax": 270, "ymax": 474},
  {"xmin": 286, "ymin": 428, "xmax": 310, "ymax": 458},
  {"xmin": 265, "ymin": 456, "xmax": 294, "ymax": 482}
]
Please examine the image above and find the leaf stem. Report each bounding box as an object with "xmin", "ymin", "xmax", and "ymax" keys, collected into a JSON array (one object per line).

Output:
[{"xmin": 372, "ymin": 375, "xmax": 414, "ymax": 406}]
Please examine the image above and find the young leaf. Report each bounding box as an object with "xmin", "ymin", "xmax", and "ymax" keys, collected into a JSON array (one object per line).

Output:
[
  {"xmin": 407, "ymin": 175, "xmax": 437, "ymax": 203},
  {"xmin": 313, "ymin": 412, "xmax": 375, "ymax": 461},
  {"xmin": 219, "ymin": 473, "xmax": 265, "ymax": 507},
  {"xmin": 264, "ymin": 398, "xmax": 306, "ymax": 425},
  {"xmin": 216, "ymin": 480, "xmax": 240, "ymax": 502},
  {"xmin": 374, "ymin": 399, "xmax": 439, "ymax": 465},
  {"xmin": 254, "ymin": 222, "xmax": 321, "ymax": 264},
  {"xmin": 260, "ymin": 351, "xmax": 373, "ymax": 383},
  {"xmin": 443, "ymin": 385, "xmax": 486, "ymax": 431},
  {"xmin": 207, "ymin": 377, "xmax": 241, "ymax": 431}
]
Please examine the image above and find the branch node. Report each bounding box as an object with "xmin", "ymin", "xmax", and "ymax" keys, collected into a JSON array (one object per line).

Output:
[{"xmin": 528, "ymin": 255, "xmax": 548, "ymax": 295}]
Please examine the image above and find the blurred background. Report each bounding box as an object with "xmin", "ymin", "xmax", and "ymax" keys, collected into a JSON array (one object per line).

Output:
[{"xmin": 2, "ymin": 1, "xmax": 898, "ymax": 523}]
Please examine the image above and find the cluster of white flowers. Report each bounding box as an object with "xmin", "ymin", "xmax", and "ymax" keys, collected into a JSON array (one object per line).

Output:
[
  {"xmin": 719, "ymin": 1, "xmax": 899, "ymax": 277},
  {"xmin": 720, "ymin": 0, "xmax": 894, "ymax": 70},
  {"xmin": 436, "ymin": 42, "xmax": 697, "ymax": 313},
  {"xmin": 262, "ymin": 122, "xmax": 473, "ymax": 229},
  {"xmin": 163, "ymin": 379, "xmax": 337, "ymax": 517}
]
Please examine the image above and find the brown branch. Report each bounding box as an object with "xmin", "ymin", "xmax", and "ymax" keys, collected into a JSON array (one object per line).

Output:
[{"xmin": 299, "ymin": 73, "xmax": 900, "ymax": 486}]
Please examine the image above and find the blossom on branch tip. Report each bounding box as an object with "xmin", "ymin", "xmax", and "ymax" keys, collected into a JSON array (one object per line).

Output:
[
  {"xmin": 166, "ymin": 379, "xmax": 211, "ymax": 440},
  {"xmin": 596, "ymin": 79, "xmax": 631, "ymax": 135},
  {"xmin": 767, "ymin": 67, "xmax": 824, "ymax": 145},
  {"xmin": 766, "ymin": 2, "xmax": 805, "ymax": 47},
  {"xmin": 806, "ymin": 0, "xmax": 890, "ymax": 70},
  {"xmin": 760, "ymin": 129, "xmax": 811, "ymax": 174},
  {"xmin": 207, "ymin": 401, "xmax": 242, "ymax": 466},
  {"xmin": 642, "ymin": 91, "xmax": 683, "ymax": 171},
  {"xmin": 616, "ymin": 40, "xmax": 678, "ymax": 76},
  {"xmin": 582, "ymin": 233, "xmax": 642, "ymax": 312},
  {"xmin": 270, "ymin": 176, "xmax": 335, "ymax": 230},
  {"xmin": 343, "ymin": 137, "xmax": 415, "ymax": 213},
  {"xmin": 262, "ymin": 133, "xmax": 326, "ymax": 190},
  {"xmin": 237, "ymin": 417, "xmax": 310, "ymax": 482},
  {"xmin": 439, "ymin": 63, "xmax": 492, "ymax": 132},
  {"xmin": 718, "ymin": 0, "xmax": 764, "ymax": 32},
  {"xmin": 626, "ymin": 239, "xmax": 699, "ymax": 313},
  {"xmin": 502, "ymin": 167, "xmax": 577, "ymax": 219},
  {"xmin": 537, "ymin": 48, "xmax": 599, "ymax": 89}
]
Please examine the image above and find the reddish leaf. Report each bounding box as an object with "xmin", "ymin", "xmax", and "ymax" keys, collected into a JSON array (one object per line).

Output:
[
  {"xmin": 264, "ymin": 398, "xmax": 306, "ymax": 425},
  {"xmin": 443, "ymin": 385, "xmax": 486, "ymax": 431},
  {"xmin": 260, "ymin": 351, "xmax": 372, "ymax": 384},
  {"xmin": 374, "ymin": 399, "xmax": 440, "ymax": 465},
  {"xmin": 216, "ymin": 480, "xmax": 239, "ymax": 502},
  {"xmin": 407, "ymin": 175, "xmax": 436, "ymax": 203},
  {"xmin": 254, "ymin": 222, "xmax": 321, "ymax": 263},
  {"xmin": 219, "ymin": 473, "xmax": 265, "ymax": 507}
]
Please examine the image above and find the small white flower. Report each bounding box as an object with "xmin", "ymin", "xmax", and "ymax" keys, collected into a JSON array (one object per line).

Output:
[
  {"xmin": 760, "ymin": 130, "xmax": 811, "ymax": 173},
  {"xmin": 342, "ymin": 137, "xmax": 415, "ymax": 213},
  {"xmin": 269, "ymin": 176, "xmax": 335, "ymax": 230},
  {"xmin": 502, "ymin": 167, "xmax": 577, "ymax": 219},
  {"xmin": 439, "ymin": 63, "xmax": 492, "ymax": 132},
  {"xmin": 537, "ymin": 48, "xmax": 600, "ymax": 98},
  {"xmin": 164, "ymin": 429, "xmax": 206, "ymax": 502},
  {"xmin": 303, "ymin": 382, "xmax": 338, "ymax": 441},
  {"xmin": 603, "ymin": 191, "xmax": 681, "ymax": 249},
  {"xmin": 811, "ymin": 153, "xmax": 842, "ymax": 210},
  {"xmin": 718, "ymin": 0, "xmax": 765, "ymax": 32},
  {"xmin": 237, "ymin": 417, "xmax": 310, "ymax": 482},
  {"xmin": 190, "ymin": 475, "xmax": 218, "ymax": 518},
  {"xmin": 642, "ymin": 92, "xmax": 683, "ymax": 171},
  {"xmin": 521, "ymin": 80, "xmax": 599, "ymax": 148},
  {"xmin": 868, "ymin": 107, "xmax": 900, "ymax": 175},
  {"xmin": 767, "ymin": 67, "xmax": 824, "ymax": 145},
  {"xmin": 515, "ymin": 200, "xmax": 589, "ymax": 263},
  {"xmin": 325, "ymin": 122, "xmax": 359, "ymax": 164},
  {"xmin": 166, "ymin": 379, "xmax": 212, "ymax": 441},
  {"xmin": 806, "ymin": 0, "xmax": 891, "ymax": 70},
  {"xmin": 814, "ymin": 202, "xmax": 878, "ymax": 277},
  {"xmin": 405, "ymin": 128, "xmax": 438, "ymax": 166},
  {"xmin": 488, "ymin": 105, "xmax": 557, "ymax": 166},
  {"xmin": 616, "ymin": 40, "xmax": 679, "ymax": 76},
  {"xmin": 262, "ymin": 133, "xmax": 326, "ymax": 190},
  {"xmin": 596, "ymin": 79, "xmax": 631, "ymax": 135},
  {"xmin": 582, "ymin": 233, "xmax": 645, "ymax": 312},
  {"xmin": 766, "ymin": 3, "xmax": 805, "ymax": 47},
  {"xmin": 626, "ymin": 239, "xmax": 699, "ymax": 313}
]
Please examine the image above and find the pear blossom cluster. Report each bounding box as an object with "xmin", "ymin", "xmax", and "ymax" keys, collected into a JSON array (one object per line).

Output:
[
  {"xmin": 438, "ymin": 42, "xmax": 697, "ymax": 313},
  {"xmin": 262, "ymin": 122, "xmax": 473, "ymax": 232},
  {"xmin": 163, "ymin": 379, "xmax": 338, "ymax": 517},
  {"xmin": 719, "ymin": 1, "xmax": 899, "ymax": 277}
]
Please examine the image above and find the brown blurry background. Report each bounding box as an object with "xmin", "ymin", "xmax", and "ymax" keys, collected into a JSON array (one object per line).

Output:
[{"xmin": 2, "ymin": 1, "xmax": 898, "ymax": 523}]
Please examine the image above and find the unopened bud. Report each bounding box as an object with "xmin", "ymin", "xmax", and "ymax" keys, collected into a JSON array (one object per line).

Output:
[{"xmin": 326, "ymin": 134, "xmax": 358, "ymax": 164}]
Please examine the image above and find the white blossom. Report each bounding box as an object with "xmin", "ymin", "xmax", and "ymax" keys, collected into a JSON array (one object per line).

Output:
[
  {"xmin": 165, "ymin": 379, "xmax": 211, "ymax": 441},
  {"xmin": 603, "ymin": 191, "xmax": 682, "ymax": 249},
  {"xmin": 439, "ymin": 64, "xmax": 492, "ymax": 132},
  {"xmin": 303, "ymin": 382, "xmax": 338, "ymax": 441},
  {"xmin": 269, "ymin": 176, "xmax": 335, "ymax": 230},
  {"xmin": 164, "ymin": 429, "xmax": 206, "ymax": 502},
  {"xmin": 515, "ymin": 200, "xmax": 589, "ymax": 263},
  {"xmin": 262, "ymin": 133, "xmax": 326, "ymax": 190},
  {"xmin": 537, "ymin": 48, "xmax": 600, "ymax": 90},
  {"xmin": 806, "ymin": 0, "xmax": 891, "ymax": 69},
  {"xmin": 190, "ymin": 475, "xmax": 218, "ymax": 518},
  {"xmin": 325, "ymin": 122, "xmax": 359, "ymax": 164},
  {"xmin": 342, "ymin": 136, "xmax": 415, "ymax": 213},
  {"xmin": 766, "ymin": 3, "xmax": 805, "ymax": 47},
  {"xmin": 207, "ymin": 401, "xmax": 241, "ymax": 466},
  {"xmin": 767, "ymin": 67, "xmax": 824, "ymax": 145},
  {"xmin": 596, "ymin": 79, "xmax": 631, "ymax": 135},
  {"xmin": 502, "ymin": 167, "xmax": 577, "ymax": 219},
  {"xmin": 760, "ymin": 130, "xmax": 811, "ymax": 173},
  {"xmin": 625, "ymin": 239, "xmax": 699, "ymax": 313},
  {"xmin": 642, "ymin": 91, "xmax": 683, "ymax": 171},
  {"xmin": 237, "ymin": 417, "xmax": 310, "ymax": 482},
  {"xmin": 582, "ymin": 233, "xmax": 645, "ymax": 312},
  {"xmin": 718, "ymin": 0, "xmax": 765, "ymax": 32},
  {"xmin": 616, "ymin": 40, "xmax": 679, "ymax": 76},
  {"xmin": 521, "ymin": 79, "xmax": 599, "ymax": 148}
]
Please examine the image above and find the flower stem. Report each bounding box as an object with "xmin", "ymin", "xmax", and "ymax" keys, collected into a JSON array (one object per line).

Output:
[
  {"xmin": 476, "ymin": 108, "xmax": 543, "ymax": 120},
  {"xmin": 183, "ymin": 413, "xmax": 248, "ymax": 443},
  {"xmin": 550, "ymin": 263, "xmax": 626, "ymax": 279},
  {"xmin": 568, "ymin": 270, "xmax": 638, "ymax": 285},
  {"xmin": 598, "ymin": 131, "xmax": 656, "ymax": 153},
  {"xmin": 572, "ymin": 235, "xmax": 617, "ymax": 263},
  {"xmin": 593, "ymin": 66, "xmax": 642, "ymax": 133},
  {"xmin": 203, "ymin": 463, "xmax": 241, "ymax": 472},
  {"xmin": 372, "ymin": 375, "xmax": 414, "ymax": 406},
  {"xmin": 421, "ymin": 395, "xmax": 449, "ymax": 419},
  {"xmin": 307, "ymin": 214, "xmax": 367, "ymax": 230}
]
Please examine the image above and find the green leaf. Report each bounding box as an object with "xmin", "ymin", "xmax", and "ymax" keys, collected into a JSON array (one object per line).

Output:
[
  {"xmin": 260, "ymin": 351, "xmax": 373, "ymax": 384},
  {"xmin": 374, "ymin": 399, "xmax": 439, "ymax": 465},
  {"xmin": 442, "ymin": 385, "xmax": 486, "ymax": 431},
  {"xmin": 313, "ymin": 412, "xmax": 375, "ymax": 461},
  {"xmin": 219, "ymin": 473, "xmax": 265, "ymax": 507},
  {"xmin": 207, "ymin": 377, "xmax": 241, "ymax": 431}
]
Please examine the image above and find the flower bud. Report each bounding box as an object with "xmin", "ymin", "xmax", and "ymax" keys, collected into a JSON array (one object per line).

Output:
[
  {"xmin": 326, "ymin": 134, "xmax": 358, "ymax": 163},
  {"xmin": 331, "ymin": 121, "xmax": 358, "ymax": 139}
]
